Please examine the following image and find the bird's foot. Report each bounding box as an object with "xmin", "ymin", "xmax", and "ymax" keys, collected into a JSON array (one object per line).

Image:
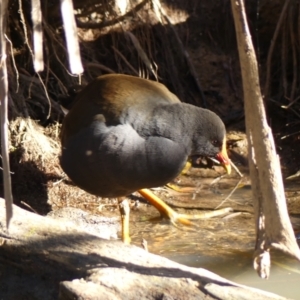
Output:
[
  {"xmin": 173, "ymin": 207, "xmax": 233, "ymax": 221},
  {"xmin": 167, "ymin": 207, "xmax": 233, "ymax": 228},
  {"xmin": 138, "ymin": 188, "xmax": 232, "ymax": 228},
  {"xmin": 166, "ymin": 183, "xmax": 197, "ymax": 193}
]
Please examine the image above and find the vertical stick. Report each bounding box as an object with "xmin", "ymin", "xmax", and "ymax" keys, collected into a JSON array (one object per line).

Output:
[
  {"xmin": 0, "ymin": 0, "xmax": 13, "ymax": 228},
  {"xmin": 231, "ymin": 0, "xmax": 300, "ymax": 278}
]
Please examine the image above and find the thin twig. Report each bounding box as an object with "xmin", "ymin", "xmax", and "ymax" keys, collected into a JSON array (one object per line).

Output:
[
  {"xmin": 49, "ymin": 68, "xmax": 68, "ymax": 95},
  {"xmin": 230, "ymin": 160, "xmax": 243, "ymax": 177},
  {"xmin": 5, "ymin": 34, "xmax": 19, "ymax": 93},
  {"xmin": 215, "ymin": 177, "xmax": 243, "ymax": 210},
  {"xmin": 20, "ymin": 201, "xmax": 38, "ymax": 214},
  {"xmin": 112, "ymin": 46, "xmax": 139, "ymax": 76},
  {"xmin": 210, "ymin": 174, "xmax": 226, "ymax": 186},
  {"xmin": 126, "ymin": 31, "xmax": 158, "ymax": 81},
  {"xmin": 287, "ymin": 107, "xmax": 300, "ymax": 119},
  {"xmin": 18, "ymin": 0, "xmax": 52, "ymax": 118},
  {"xmin": 281, "ymin": 130, "xmax": 300, "ymax": 140},
  {"xmin": 284, "ymin": 95, "xmax": 300, "ymax": 109},
  {"xmin": 43, "ymin": 23, "xmax": 74, "ymax": 77},
  {"xmin": 141, "ymin": 239, "xmax": 148, "ymax": 252}
]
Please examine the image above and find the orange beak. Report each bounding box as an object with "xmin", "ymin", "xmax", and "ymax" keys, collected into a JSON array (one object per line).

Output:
[{"xmin": 216, "ymin": 138, "xmax": 231, "ymax": 174}]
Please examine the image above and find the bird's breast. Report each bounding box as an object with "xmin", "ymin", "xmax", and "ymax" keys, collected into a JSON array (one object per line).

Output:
[{"xmin": 60, "ymin": 120, "xmax": 188, "ymax": 197}]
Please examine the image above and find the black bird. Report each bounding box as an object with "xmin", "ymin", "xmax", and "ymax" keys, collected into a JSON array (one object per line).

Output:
[{"xmin": 60, "ymin": 74, "xmax": 231, "ymax": 243}]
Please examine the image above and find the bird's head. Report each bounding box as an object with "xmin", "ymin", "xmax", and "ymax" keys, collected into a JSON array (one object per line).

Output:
[{"xmin": 190, "ymin": 108, "xmax": 231, "ymax": 174}]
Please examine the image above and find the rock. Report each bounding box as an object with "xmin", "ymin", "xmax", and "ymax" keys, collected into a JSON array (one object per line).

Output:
[{"xmin": 0, "ymin": 199, "xmax": 290, "ymax": 300}]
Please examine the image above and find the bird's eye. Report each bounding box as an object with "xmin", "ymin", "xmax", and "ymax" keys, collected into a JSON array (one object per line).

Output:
[{"xmin": 211, "ymin": 140, "xmax": 220, "ymax": 147}]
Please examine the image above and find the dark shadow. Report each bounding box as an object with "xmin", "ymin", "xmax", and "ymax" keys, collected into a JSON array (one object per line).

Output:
[
  {"xmin": 0, "ymin": 147, "xmax": 61, "ymax": 215},
  {"xmin": 0, "ymin": 232, "xmax": 246, "ymax": 299}
]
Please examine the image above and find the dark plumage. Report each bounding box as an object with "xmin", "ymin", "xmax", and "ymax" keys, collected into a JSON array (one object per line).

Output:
[
  {"xmin": 60, "ymin": 74, "xmax": 230, "ymax": 195},
  {"xmin": 60, "ymin": 74, "xmax": 231, "ymax": 242}
]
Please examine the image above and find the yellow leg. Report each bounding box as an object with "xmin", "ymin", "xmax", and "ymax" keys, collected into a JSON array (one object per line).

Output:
[
  {"xmin": 138, "ymin": 188, "xmax": 191, "ymax": 226},
  {"xmin": 138, "ymin": 188, "xmax": 232, "ymax": 226},
  {"xmin": 181, "ymin": 161, "xmax": 192, "ymax": 175},
  {"xmin": 118, "ymin": 198, "xmax": 131, "ymax": 244},
  {"xmin": 166, "ymin": 161, "xmax": 193, "ymax": 192}
]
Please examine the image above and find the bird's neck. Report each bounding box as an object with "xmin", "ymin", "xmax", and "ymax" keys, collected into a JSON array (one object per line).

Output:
[{"xmin": 127, "ymin": 103, "xmax": 197, "ymax": 152}]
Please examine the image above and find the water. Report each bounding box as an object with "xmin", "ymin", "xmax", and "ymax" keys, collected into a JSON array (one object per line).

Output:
[
  {"xmin": 130, "ymin": 180, "xmax": 300, "ymax": 299},
  {"xmin": 169, "ymin": 251, "xmax": 300, "ymax": 299}
]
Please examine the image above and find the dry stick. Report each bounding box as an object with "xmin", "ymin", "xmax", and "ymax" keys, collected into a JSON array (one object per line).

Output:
[
  {"xmin": 285, "ymin": 95, "xmax": 300, "ymax": 109},
  {"xmin": 43, "ymin": 37, "xmax": 50, "ymax": 90},
  {"xmin": 231, "ymin": 0, "xmax": 300, "ymax": 279},
  {"xmin": 60, "ymin": 0, "xmax": 83, "ymax": 75},
  {"xmin": 31, "ymin": 0, "xmax": 44, "ymax": 72},
  {"xmin": 43, "ymin": 23, "xmax": 72, "ymax": 76},
  {"xmin": 0, "ymin": 0, "xmax": 13, "ymax": 228},
  {"xmin": 287, "ymin": 107, "xmax": 300, "ymax": 119},
  {"xmin": 20, "ymin": 201, "xmax": 38, "ymax": 214},
  {"xmin": 214, "ymin": 177, "xmax": 243, "ymax": 210},
  {"xmin": 230, "ymin": 160, "xmax": 243, "ymax": 177},
  {"xmin": 112, "ymin": 46, "xmax": 139, "ymax": 76},
  {"xmin": 289, "ymin": 6, "xmax": 297, "ymax": 102},
  {"xmin": 141, "ymin": 239, "xmax": 148, "ymax": 252},
  {"xmin": 140, "ymin": 23, "xmax": 159, "ymax": 79},
  {"xmin": 126, "ymin": 32, "xmax": 158, "ymax": 81},
  {"xmin": 48, "ymin": 68, "xmax": 68, "ymax": 95},
  {"xmin": 5, "ymin": 35, "xmax": 19, "ymax": 93},
  {"xmin": 214, "ymin": 160, "xmax": 244, "ymax": 209},
  {"xmin": 145, "ymin": 24, "xmax": 157, "ymax": 77},
  {"xmin": 18, "ymin": 0, "xmax": 52, "ymax": 119},
  {"xmin": 264, "ymin": 0, "xmax": 291, "ymax": 100},
  {"xmin": 112, "ymin": 4, "xmax": 156, "ymax": 79},
  {"xmin": 43, "ymin": 22, "xmax": 82, "ymax": 93}
]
